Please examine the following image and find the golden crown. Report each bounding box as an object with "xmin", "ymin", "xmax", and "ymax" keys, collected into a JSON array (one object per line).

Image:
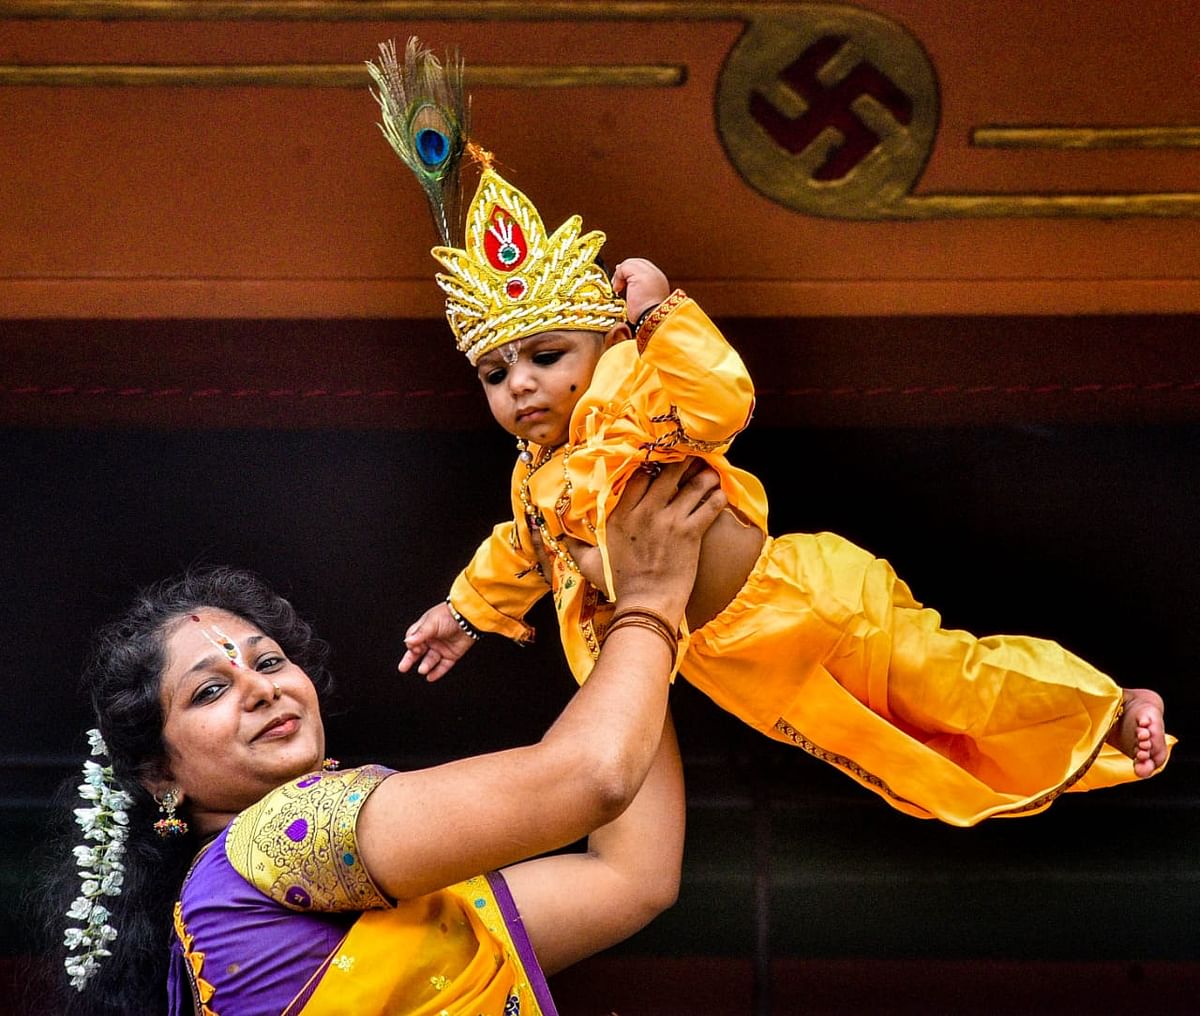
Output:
[{"xmin": 432, "ymin": 168, "xmax": 627, "ymax": 364}]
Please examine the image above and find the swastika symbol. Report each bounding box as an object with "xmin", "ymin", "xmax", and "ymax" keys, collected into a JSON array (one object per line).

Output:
[{"xmin": 750, "ymin": 36, "xmax": 914, "ymax": 181}]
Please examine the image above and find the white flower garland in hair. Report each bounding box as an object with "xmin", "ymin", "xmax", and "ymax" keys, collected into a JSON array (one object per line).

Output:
[{"xmin": 64, "ymin": 728, "xmax": 132, "ymax": 991}]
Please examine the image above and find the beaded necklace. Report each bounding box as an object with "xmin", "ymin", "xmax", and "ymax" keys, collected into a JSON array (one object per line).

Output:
[{"xmin": 518, "ymin": 443, "xmax": 580, "ymax": 574}]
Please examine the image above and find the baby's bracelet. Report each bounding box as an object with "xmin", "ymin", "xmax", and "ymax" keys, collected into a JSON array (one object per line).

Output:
[
  {"xmin": 633, "ymin": 290, "xmax": 687, "ymax": 354},
  {"xmin": 445, "ymin": 599, "xmax": 481, "ymax": 641},
  {"xmin": 630, "ymin": 303, "xmax": 658, "ymax": 340},
  {"xmin": 601, "ymin": 606, "xmax": 681, "ymax": 661}
]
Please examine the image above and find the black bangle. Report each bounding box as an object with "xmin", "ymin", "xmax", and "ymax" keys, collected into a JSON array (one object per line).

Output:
[
  {"xmin": 445, "ymin": 599, "xmax": 481, "ymax": 641},
  {"xmin": 631, "ymin": 303, "xmax": 659, "ymax": 338}
]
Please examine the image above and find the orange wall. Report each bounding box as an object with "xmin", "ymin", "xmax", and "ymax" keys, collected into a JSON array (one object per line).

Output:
[{"xmin": 2, "ymin": 1, "xmax": 1200, "ymax": 318}]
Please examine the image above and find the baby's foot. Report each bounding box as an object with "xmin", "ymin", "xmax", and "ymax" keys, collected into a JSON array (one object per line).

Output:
[{"xmin": 1107, "ymin": 688, "xmax": 1167, "ymax": 777}]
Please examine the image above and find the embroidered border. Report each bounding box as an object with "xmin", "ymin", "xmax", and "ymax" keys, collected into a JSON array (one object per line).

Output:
[
  {"xmin": 225, "ymin": 765, "xmax": 391, "ymax": 912},
  {"xmin": 640, "ymin": 402, "xmax": 754, "ymax": 458},
  {"xmin": 635, "ymin": 288, "xmax": 687, "ymax": 354},
  {"xmin": 772, "ymin": 717, "xmax": 918, "ymax": 808},
  {"xmin": 173, "ymin": 901, "xmax": 217, "ymax": 1016},
  {"xmin": 518, "ymin": 444, "xmax": 579, "ymax": 576},
  {"xmin": 775, "ymin": 702, "xmax": 1123, "ymax": 819},
  {"xmin": 578, "ymin": 582, "xmax": 615, "ymax": 661},
  {"xmin": 990, "ymin": 701, "xmax": 1124, "ymax": 816}
]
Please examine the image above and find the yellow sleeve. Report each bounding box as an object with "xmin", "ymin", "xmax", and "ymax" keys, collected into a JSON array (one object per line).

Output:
[
  {"xmin": 635, "ymin": 289, "xmax": 755, "ymax": 449},
  {"xmin": 449, "ymin": 517, "xmax": 547, "ymax": 644},
  {"xmin": 225, "ymin": 765, "xmax": 394, "ymax": 912}
]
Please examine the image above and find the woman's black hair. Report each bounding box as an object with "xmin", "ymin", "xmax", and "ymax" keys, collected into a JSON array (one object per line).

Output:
[{"xmin": 34, "ymin": 566, "xmax": 333, "ymax": 1015}]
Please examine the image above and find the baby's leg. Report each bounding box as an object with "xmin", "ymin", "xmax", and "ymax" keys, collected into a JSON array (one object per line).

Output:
[{"xmin": 1107, "ymin": 688, "xmax": 1168, "ymax": 777}]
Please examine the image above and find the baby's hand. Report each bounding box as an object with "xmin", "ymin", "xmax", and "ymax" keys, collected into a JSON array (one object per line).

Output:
[
  {"xmin": 612, "ymin": 258, "xmax": 671, "ymax": 324},
  {"xmin": 398, "ymin": 601, "xmax": 476, "ymax": 682}
]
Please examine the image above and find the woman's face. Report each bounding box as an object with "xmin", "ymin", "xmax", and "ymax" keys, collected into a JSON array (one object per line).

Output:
[{"xmin": 157, "ymin": 608, "xmax": 325, "ymax": 833}]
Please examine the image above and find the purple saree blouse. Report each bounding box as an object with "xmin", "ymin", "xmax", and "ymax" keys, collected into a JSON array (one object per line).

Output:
[{"xmin": 166, "ymin": 765, "xmax": 557, "ymax": 1016}]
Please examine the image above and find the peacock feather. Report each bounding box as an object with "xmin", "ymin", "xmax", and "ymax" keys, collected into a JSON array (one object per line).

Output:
[{"xmin": 368, "ymin": 38, "xmax": 470, "ymax": 246}]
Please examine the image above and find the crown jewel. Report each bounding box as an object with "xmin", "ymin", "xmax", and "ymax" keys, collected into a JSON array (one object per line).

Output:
[{"xmin": 432, "ymin": 169, "xmax": 626, "ymax": 364}]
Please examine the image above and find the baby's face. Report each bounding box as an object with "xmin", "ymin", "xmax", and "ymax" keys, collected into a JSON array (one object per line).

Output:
[{"xmin": 476, "ymin": 330, "xmax": 606, "ymax": 448}]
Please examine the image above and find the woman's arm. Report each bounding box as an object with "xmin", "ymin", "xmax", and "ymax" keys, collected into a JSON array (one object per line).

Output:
[
  {"xmin": 356, "ymin": 461, "xmax": 725, "ymax": 901},
  {"xmin": 499, "ymin": 711, "xmax": 684, "ymax": 975}
]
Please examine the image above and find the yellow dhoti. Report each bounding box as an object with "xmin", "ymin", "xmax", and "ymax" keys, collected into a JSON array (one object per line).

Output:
[{"xmin": 684, "ymin": 533, "xmax": 1166, "ymax": 826}]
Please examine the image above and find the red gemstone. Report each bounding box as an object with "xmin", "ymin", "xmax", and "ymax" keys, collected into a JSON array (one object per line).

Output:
[{"xmin": 506, "ymin": 278, "xmax": 528, "ymax": 299}]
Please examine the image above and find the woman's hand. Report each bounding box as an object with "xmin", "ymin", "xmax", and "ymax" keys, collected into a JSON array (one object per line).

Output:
[
  {"xmin": 398, "ymin": 601, "xmax": 476, "ymax": 681},
  {"xmin": 361, "ymin": 461, "xmax": 724, "ymax": 902},
  {"xmin": 604, "ymin": 460, "xmax": 726, "ymax": 625}
]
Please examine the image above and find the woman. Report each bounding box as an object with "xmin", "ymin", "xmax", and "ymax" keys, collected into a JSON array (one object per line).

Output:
[{"xmin": 44, "ymin": 461, "xmax": 726, "ymax": 1015}]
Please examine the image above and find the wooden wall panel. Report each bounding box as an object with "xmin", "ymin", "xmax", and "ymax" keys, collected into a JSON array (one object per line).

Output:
[
  {"xmin": 4, "ymin": 314, "xmax": 1200, "ymax": 429},
  {"xmin": 2, "ymin": 1, "xmax": 1200, "ymax": 317}
]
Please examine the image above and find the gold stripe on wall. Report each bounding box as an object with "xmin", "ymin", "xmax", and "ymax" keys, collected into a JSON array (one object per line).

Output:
[
  {"xmin": 0, "ymin": 63, "xmax": 686, "ymax": 88},
  {"xmin": 904, "ymin": 193, "xmax": 1200, "ymax": 218},
  {"xmin": 0, "ymin": 0, "xmax": 748, "ymax": 20},
  {"xmin": 973, "ymin": 126, "xmax": 1200, "ymax": 150}
]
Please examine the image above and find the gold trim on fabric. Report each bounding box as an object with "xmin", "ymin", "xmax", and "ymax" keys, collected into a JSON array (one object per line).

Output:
[
  {"xmin": 225, "ymin": 765, "xmax": 391, "ymax": 912},
  {"xmin": 578, "ymin": 582, "xmax": 614, "ymax": 662},
  {"xmin": 972, "ymin": 126, "xmax": 1200, "ymax": 150},
  {"xmin": 772, "ymin": 717, "xmax": 918, "ymax": 808},
  {"xmin": 775, "ymin": 703, "xmax": 1123, "ymax": 819},
  {"xmin": 635, "ymin": 288, "xmax": 687, "ymax": 355},
  {"xmin": 641, "ymin": 402, "xmax": 751, "ymax": 456},
  {"xmin": 989, "ymin": 702, "xmax": 1124, "ymax": 817},
  {"xmin": 519, "ymin": 445, "xmax": 580, "ymax": 577},
  {"xmin": 173, "ymin": 901, "xmax": 218, "ymax": 1016},
  {"xmin": 0, "ymin": 63, "xmax": 684, "ymax": 89}
]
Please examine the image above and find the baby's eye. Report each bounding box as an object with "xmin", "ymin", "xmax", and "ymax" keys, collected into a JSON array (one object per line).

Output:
[
  {"xmin": 533, "ymin": 350, "xmax": 564, "ymax": 366},
  {"xmin": 482, "ymin": 367, "xmax": 506, "ymax": 385}
]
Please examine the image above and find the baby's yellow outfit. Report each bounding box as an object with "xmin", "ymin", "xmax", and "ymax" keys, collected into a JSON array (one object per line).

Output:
[{"xmin": 450, "ymin": 291, "xmax": 1168, "ymax": 825}]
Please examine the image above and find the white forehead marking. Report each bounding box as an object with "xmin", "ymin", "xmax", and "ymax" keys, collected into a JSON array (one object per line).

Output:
[{"xmin": 499, "ymin": 339, "xmax": 522, "ymax": 366}]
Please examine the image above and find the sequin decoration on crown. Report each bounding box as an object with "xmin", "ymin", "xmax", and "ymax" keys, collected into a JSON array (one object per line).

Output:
[{"xmin": 486, "ymin": 209, "xmax": 527, "ymax": 271}]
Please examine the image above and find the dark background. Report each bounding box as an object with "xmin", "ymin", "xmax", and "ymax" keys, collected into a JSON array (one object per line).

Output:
[{"xmin": 1, "ymin": 317, "xmax": 1198, "ymax": 1013}]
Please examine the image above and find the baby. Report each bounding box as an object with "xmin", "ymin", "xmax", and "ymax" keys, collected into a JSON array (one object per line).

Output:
[{"xmin": 399, "ymin": 167, "xmax": 1170, "ymax": 826}]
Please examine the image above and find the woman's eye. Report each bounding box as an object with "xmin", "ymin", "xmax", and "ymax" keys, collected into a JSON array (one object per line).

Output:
[
  {"xmin": 192, "ymin": 683, "xmax": 224, "ymax": 705},
  {"xmin": 256, "ymin": 654, "xmax": 285, "ymax": 672},
  {"xmin": 533, "ymin": 351, "xmax": 564, "ymax": 366},
  {"xmin": 483, "ymin": 368, "xmax": 506, "ymax": 385}
]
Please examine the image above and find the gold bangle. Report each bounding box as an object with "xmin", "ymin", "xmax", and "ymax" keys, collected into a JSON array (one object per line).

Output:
[
  {"xmin": 610, "ymin": 605, "xmax": 680, "ymax": 638},
  {"xmin": 603, "ymin": 616, "xmax": 678, "ymax": 661},
  {"xmin": 601, "ymin": 606, "xmax": 681, "ymax": 661}
]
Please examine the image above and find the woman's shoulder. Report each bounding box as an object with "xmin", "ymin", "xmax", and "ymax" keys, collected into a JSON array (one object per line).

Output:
[{"xmin": 224, "ymin": 765, "xmax": 395, "ymax": 912}]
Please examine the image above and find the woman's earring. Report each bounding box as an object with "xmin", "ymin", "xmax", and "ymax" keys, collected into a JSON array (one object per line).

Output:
[
  {"xmin": 517, "ymin": 438, "xmax": 533, "ymax": 464},
  {"xmin": 153, "ymin": 789, "xmax": 189, "ymax": 838},
  {"xmin": 322, "ymin": 757, "xmax": 340, "ymax": 772}
]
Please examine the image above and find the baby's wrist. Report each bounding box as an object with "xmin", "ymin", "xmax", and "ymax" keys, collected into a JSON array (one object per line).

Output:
[
  {"xmin": 631, "ymin": 290, "xmax": 686, "ymax": 354},
  {"xmin": 629, "ymin": 302, "xmax": 660, "ymax": 336},
  {"xmin": 445, "ymin": 598, "xmax": 481, "ymax": 641}
]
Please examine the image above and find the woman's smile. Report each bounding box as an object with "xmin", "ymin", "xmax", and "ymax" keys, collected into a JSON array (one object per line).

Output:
[{"xmin": 253, "ymin": 714, "xmax": 300, "ymax": 742}]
